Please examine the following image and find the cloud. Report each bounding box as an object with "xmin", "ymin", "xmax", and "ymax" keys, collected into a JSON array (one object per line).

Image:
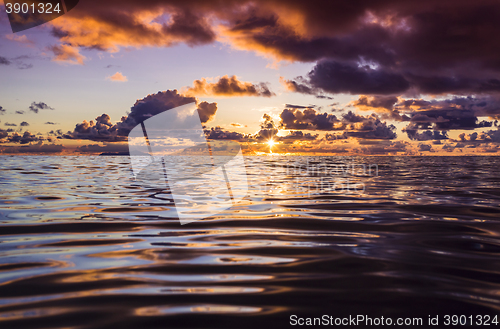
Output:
[
  {"xmin": 418, "ymin": 143, "xmax": 434, "ymax": 152},
  {"xmin": 197, "ymin": 101, "xmax": 218, "ymax": 123},
  {"xmin": 5, "ymin": 34, "xmax": 35, "ymax": 46},
  {"xmin": 205, "ymin": 126, "xmax": 247, "ymax": 140},
  {"xmin": 398, "ymin": 96, "xmax": 496, "ymax": 137},
  {"xmin": 354, "ymin": 141, "xmax": 409, "ymax": 155},
  {"xmin": 48, "ymin": 44, "xmax": 86, "ymax": 65},
  {"xmin": 65, "ymin": 113, "xmax": 125, "ymax": 142},
  {"xmin": 20, "ymin": 121, "xmax": 29, "ymax": 127},
  {"xmin": 48, "ymin": 4, "xmax": 216, "ymax": 56},
  {"xmin": 64, "ymin": 89, "xmax": 218, "ymax": 142},
  {"xmin": 277, "ymin": 106, "xmax": 397, "ymax": 140},
  {"xmin": 0, "ymin": 129, "xmax": 8, "ymax": 139},
  {"xmin": 0, "ymin": 141, "xmax": 64, "ymax": 154},
  {"xmin": 6, "ymin": 131, "xmax": 44, "ymax": 144},
  {"xmin": 0, "ymin": 56, "xmax": 11, "ymax": 65},
  {"xmin": 456, "ymin": 127, "xmax": 500, "ymax": 144},
  {"xmin": 224, "ymin": 2, "xmax": 500, "ymax": 96},
  {"xmin": 284, "ymin": 61, "xmax": 410, "ymax": 95},
  {"xmin": 29, "ymin": 0, "xmax": 500, "ymax": 98},
  {"xmin": 4, "ymin": 123, "xmax": 16, "ymax": 127},
  {"xmin": 106, "ymin": 72, "xmax": 128, "ymax": 82},
  {"xmin": 278, "ymin": 130, "xmax": 318, "ymax": 141},
  {"xmin": 29, "ymin": 102, "xmax": 55, "ymax": 113},
  {"xmin": 183, "ymin": 75, "xmax": 274, "ymax": 97},
  {"xmin": 350, "ymin": 95, "xmax": 410, "ymax": 121},
  {"xmin": 230, "ymin": 122, "xmax": 246, "ymax": 127},
  {"xmin": 280, "ymin": 77, "xmax": 319, "ymax": 95},
  {"xmin": 254, "ymin": 113, "xmax": 279, "ymax": 141},
  {"xmin": 0, "ymin": 106, "xmax": 5, "ymax": 114},
  {"xmin": 16, "ymin": 111, "xmax": 25, "ymax": 115},
  {"xmin": 284, "ymin": 104, "xmax": 314, "ymax": 109},
  {"xmin": 121, "ymin": 89, "xmax": 217, "ymax": 128},
  {"xmin": 45, "ymin": 122, "xmax": 58, "ymax": 125},
  {"xmin": 278, "ymin": 106, "xmax": 397, "ymax": 139},
  {"xmin": 280, "ymin": 107, "xmax": 342, "ymax": 130}
]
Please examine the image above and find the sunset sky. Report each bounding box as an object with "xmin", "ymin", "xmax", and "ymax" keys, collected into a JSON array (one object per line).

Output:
[{"xmin": 1, "ymin": 0, "xmax": 500, "ymax": 155}]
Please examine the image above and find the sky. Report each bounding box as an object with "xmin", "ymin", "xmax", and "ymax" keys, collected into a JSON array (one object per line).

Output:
[{"xmin": 1, "ymin": 0, "xmax": 500, "ymax": 155}]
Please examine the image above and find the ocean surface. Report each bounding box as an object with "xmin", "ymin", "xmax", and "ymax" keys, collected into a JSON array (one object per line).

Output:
[{"xmin": 1, "ymin": 156, "xmax": 500, "ymax": 328}]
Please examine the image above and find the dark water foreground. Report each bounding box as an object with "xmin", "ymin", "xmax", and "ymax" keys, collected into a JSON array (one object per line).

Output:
[{"xmin": 1, "ymin": 156, "xmax": 500, "ymax": 328}]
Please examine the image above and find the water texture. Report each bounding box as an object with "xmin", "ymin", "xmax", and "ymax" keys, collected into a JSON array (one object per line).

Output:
[{"xmin": 1, "ymin": 156, "xmax": 500, "ymax": 328}]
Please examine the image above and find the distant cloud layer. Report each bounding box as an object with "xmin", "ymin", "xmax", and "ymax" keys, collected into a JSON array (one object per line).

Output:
[{"xmin": 183, "ymin": 75, "xmax": 274, "ymax": 97}]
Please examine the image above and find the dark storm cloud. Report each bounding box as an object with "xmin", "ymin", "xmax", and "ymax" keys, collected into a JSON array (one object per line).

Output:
[
  {"xmin": 40, "ymin": 0, "xmax": 500, "ymax": 97},
  {"xmin": 406, "ymin": 74, "xmax": 500, "ymax": 95},
  {"xmin": 197, "ymin": 101, "xmax": 218, "ymax": 123},
  {"xmin": 306, "ymin": 61, "xmax": 410, "ymax": 95},
  {"xmin": 29, "ymin": 102, "xmax": 54, "ymax": 114}
]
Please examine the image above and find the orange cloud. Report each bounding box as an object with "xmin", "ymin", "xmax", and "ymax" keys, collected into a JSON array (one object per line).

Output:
[
  {"xmin": 106, "ymin": 72, "xmax": 128, "ymax": 82},
  {"xmin": 182, "ymin": 75, "xmax": 274, "ymax": 97},
  {"xmin": 5, "ymin": 34, "xmax": 35, "ymax": 46}
]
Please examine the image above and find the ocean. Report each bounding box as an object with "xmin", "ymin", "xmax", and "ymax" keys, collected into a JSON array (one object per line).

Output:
[{"xmin": 1, "ymin": 155, "xmax": 500, "ymax": 328}]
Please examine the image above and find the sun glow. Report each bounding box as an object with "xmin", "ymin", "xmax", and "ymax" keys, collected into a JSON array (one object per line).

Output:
[{"xmin": 266, "ymin": 138, "xmax": 277, "ymax": 154}]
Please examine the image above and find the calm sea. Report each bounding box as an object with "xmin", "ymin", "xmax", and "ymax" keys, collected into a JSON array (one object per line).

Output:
[{"xmin": 1, "ymin": 156, "xmax": 500, "ymax": 328}]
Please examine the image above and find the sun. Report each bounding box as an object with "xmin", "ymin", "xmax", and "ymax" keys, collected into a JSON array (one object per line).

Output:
[{"xmin": 267, "ymin": 139, "xmax": 276, "ymax": 147}]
